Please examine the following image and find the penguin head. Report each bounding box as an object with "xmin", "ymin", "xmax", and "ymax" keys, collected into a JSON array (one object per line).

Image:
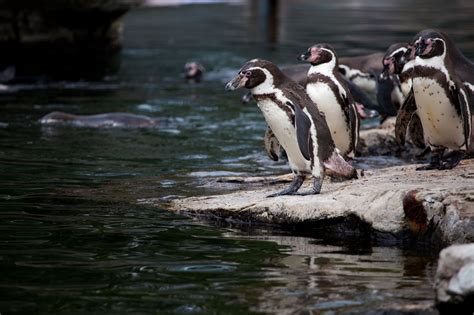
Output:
[
  {"xmin": 298, "ymin": 44, "xmax": 337, "ymax": 66},
  {"xmin": 413, "ymin": 30, "xmax": 447, "ymax": 59},
  {"xmin": 184, "ymin": 62, "xmax": 205, "ymax": 83},
  {"xmin": 225, "ymin": 59, "xmax": 284, "ymax": 91},
  {"xmin": 382, "ymin": 42, "xmax": 412, "ymax": 77}
]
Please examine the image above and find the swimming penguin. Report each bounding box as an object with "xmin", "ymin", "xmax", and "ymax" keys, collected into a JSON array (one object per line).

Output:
[
  {"xmin": 184, "ymin": 62, "xmax": 205, "ymax": 83},
  {"xmin": 225, "ymin": 59, "xmax": 357, "ymax": 196},
  {"xmin": 396, "ymin": 29, "xmax": 472, "ymax": 170},
  {"xmin": 298, "ymin": 43, "xmax": 360, "ymax": 157}
]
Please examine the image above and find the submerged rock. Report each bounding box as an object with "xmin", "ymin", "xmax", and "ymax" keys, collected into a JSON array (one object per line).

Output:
[
  {"xmin": 39, "ymin": 111, "xmax": 159, "ymax": 128},
  {"xmin": 165, "ymin": 159, "xmax": 474, "ymax": 245},
  {"xmin": 435, "ymin": 243, "xmax": 474, "ymax": 313}
]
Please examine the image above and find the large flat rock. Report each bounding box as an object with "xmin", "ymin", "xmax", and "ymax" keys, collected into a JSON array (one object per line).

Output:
[{"xmin": 166, "ymin": 159, "xmax": 474, "ymax": 246}]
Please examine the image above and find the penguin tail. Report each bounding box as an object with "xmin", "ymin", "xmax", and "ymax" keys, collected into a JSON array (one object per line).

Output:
[{"xmin": 323, "ymin": 150, "xmax": 358, "ymax": 180}]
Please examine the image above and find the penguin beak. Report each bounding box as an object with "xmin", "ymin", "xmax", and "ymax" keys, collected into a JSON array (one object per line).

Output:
[
  {"xmin": 297, "ymin": 50, "xmax": 311, "ymax": 62},
  {"xmin": 225, "ymin": 73, "xmax": 247, "ymax": 91}
]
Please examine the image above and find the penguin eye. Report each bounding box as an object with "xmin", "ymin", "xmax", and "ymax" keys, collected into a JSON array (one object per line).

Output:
[{"xmin": 244, "ymin": 71, "xmax": 252, "ymax": 77}]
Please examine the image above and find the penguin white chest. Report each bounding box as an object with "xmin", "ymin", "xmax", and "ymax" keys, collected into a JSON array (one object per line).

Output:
[
  {"xmin": 307, "ymin": 83, "xmax": 351, "ymax": 155},
  {"xmin": 400, "ymin": 78, "xmax": 412, "ymax": 98},
  {"xmin": 257, "ymin": 99, "xmax": 311, "ymax": 173},
  {"xmin": 413, "ymin": 77, "xmax": 464, "ymax": 149}
]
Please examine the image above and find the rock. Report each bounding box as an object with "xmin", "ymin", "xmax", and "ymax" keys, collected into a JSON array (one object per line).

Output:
[
  {"xmin": 0, "ymin": 0, "xmax": 143, "ymax": 81},
  {"xmin": 435, "ymin": 243, "xmax": 474, "ymax": 313},
  {"xmin": 357, "ymin": 117, "xmax": 425, "ymax": 159},
  {"xmin": 164, "ymin": 159, "xmax": 474, "ymax": 245},
  {"xmin": 39, "ymin": 111, "xmax": 159, "ymax": 128}
]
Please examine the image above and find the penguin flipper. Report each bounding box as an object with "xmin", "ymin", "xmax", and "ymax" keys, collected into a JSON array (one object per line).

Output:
[
  {"xmin": 407, "ymin": 113, "xmax": 426, "ymax": 149},
  {"xmin": 454, "ymin": 83, "xmax": 472, "ymax": 151},
  {"xmin": 376, "ymin": 73, "xmax": 398, "ymax": 117},
  {"xmin": 395, "ymin": 89, "xmax": 416, "ymax": 146},
  {"xmin": 264, "ymin": 125, "xmax": 281, "ymax": 161},
  {"xmin": 286, "ymin": 101, "xmax": 312, "ymax": 160},
  {"xmin": 343, "ymin": 91, "xmax": 360, "ymax": 153}
]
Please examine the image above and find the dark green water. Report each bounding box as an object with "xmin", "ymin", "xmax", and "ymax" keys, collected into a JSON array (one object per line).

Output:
[{"xmin": 1, "ymin": 1, "xmax": 473, "ymax": 313}]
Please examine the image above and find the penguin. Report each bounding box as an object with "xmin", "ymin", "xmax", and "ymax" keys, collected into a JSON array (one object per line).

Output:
[
  {"xmin": 242, "ymin": 61, "xmax": 380, "ymax": 114},
  {"xmin": 382, "ymin": 43, "xmax": 416, "ymax": 100},
  {"xmin": 225, "ymin": 59, "xmax": 357, "ymax": 196},
  {"xmin": 382, "ymin": 42, "xmax": 426, "ymax": 150},
  {"xmin": 39, "ymin": 111, "xmax": 159, "ymax": 128},
  {"xmin": 396, "ymin": 29, "xmax": 472, "ymax": 170},
  {"xmin": 338, "ymin": 52, "xmax": 385, "ymax": 93},
  {"xmin": 184, "ymin": 62, "xmax": 205, "ymax": 83},
  {"xmin": 297, "ymin": 43, "xmax": 360, "ymax": 158}
]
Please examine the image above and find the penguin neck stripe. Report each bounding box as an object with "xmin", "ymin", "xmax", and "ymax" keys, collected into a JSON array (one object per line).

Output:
[
  {"xmin": 402, "ymin": 60, "xmax": 415, "ymax": 73},
  {"xmin": 253, "ymin": 92, "xmax": 295, "ymax": 126},
  {"xmin": 308, "ymin": 62, "xmax": 346, "ymax": 99},
  {"xmin": 390, "ymin": 47, "xmax": 407, "ymax": 57},
  {"xmin": 415, "ymin": 44, "xmax": 449, "ymax": 83},
  {"xmin": 308, "ymin": 50, "xmax": 336, "ymax": 75},
  {"xmin": 248, "ymin": 67, "xmax": 275, "ymax": 95}
]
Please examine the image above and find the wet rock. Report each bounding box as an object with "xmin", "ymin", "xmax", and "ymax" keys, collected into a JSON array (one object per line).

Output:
[
  {"xmin": 435, "ymin": 243, "xmax": 474, "ymax": 313},
  {"xmin": 368, "ymin": 302, "xmax": 438, "ymax": 315},
  {"xmin": 164, "ymin": 159, "xmax": 474, "ymax": 245},
  {"xmin": 0, "ymin": 0, "xmax": 142, "ymax": 81}
]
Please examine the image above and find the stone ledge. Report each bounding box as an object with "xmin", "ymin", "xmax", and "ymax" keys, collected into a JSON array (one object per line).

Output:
[{"xmin": 165, "ymin": 159, "xmax": 474, "ymax": 246}]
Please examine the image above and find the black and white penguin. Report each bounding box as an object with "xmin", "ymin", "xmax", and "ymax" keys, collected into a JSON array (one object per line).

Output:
[
  {"xmin": 297, "ymin": 43, "xmax": 360, "ymax": 158},
  {"xmin": 184, "ymin": 62, "xmax": 205, "ymax": 83},
  {"xmin": 383, "ymin": 42, "xmax": 426, "ymax": 150},
  {"xmin": 382, "ymin": 42, "xmax": 416, "ymax": 101},
  {"xmin": 338, "ymin": 52, "xmax": 384, "ymax": 93},
  {"xmin": 225, "ymin": 59, "xmax": 357, "ymax": 196},
  {"xmin": 396, "ymin": 29, "xmax": 472, "ymax": 169},
  {"xmin": 241, "ymin": 63, "xmax": 378, "ymax": 115}
]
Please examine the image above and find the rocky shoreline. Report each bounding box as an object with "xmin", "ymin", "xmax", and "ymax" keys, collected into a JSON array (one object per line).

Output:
[
  {"xmin": 166, "ymin": 159, "xmax": 473, "ymax": 247},
  {"xmin": 164, "ymin": 122, "xmax": 473, "ymax": 247},
  {"xmin": 162, "ymin": 124, "xmax": 474, "ymax": 313}
]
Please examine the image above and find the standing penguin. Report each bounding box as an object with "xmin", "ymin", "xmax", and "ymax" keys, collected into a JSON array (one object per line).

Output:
[
  {"xmin": 396, "ymin": 29, "xmax": 472, "ymax": 170},
  {"xmin": 382, "ymin": 42, "xmax": 416, "ymax": 101},
  {"xmin": 297, "ymin": 44, "xmax": 360, "ymax": 158},
  {"xmin": 225, "ymin": 59, "xmax": 357, "ymax": 196},
  {"xmin": 383, "ymin": 42, "xmax": 426, "ymax": 150}
]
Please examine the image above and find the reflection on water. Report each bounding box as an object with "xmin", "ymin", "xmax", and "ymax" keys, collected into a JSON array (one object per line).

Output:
[
  {"xmin": 1, "ymin": 0, "xmax": 472, "ymax": 313},
  {"xmin": 239, "ymin": 235, "xmax": 436, "ymax": 314}
]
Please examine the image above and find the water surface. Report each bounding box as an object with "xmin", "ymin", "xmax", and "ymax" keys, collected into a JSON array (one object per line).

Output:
[{"xmin": 2, "ymin": 1, "xmax": 472, "ymax": 313}]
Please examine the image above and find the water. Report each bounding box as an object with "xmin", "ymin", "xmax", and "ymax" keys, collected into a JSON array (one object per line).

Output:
[{"xmin": 2, "ymin": 0, "xmax": 473, "ymax": 313}]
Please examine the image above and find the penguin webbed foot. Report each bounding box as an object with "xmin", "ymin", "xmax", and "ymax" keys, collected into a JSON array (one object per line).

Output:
[
  {"xmin": 439, "ymin": 151, "xmax": 464, "ymax": 169},
  {"xmin": 416, "ymin": 163, "xmax": 440, "ymax": 171},
  {"xmin": 416, "ymin": 149, "xmax": 442, "ymax": 171},
  {"xmin": 311, "ymin": 176, "xmax": 323, "ymax": 194},
  {"xmin": 266, "ymin": 175, "xmax": 305, "ymax": 198}
]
